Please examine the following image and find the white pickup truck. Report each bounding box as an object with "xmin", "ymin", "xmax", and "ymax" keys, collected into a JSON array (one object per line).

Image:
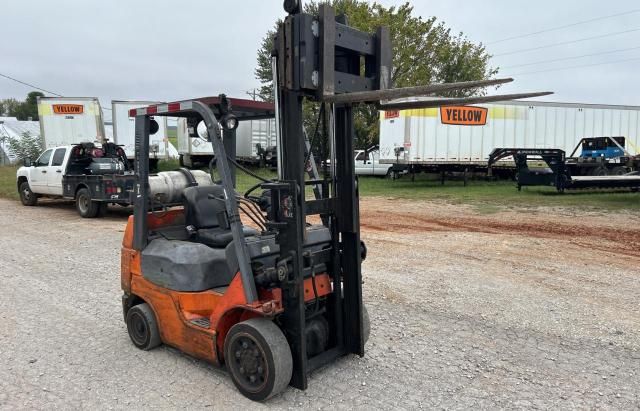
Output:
[
  {"xmin": 17, "ymin": 143, "xmax": 213, "ymax": 218},
  {"xmin": 354, "ymin": 149, "xmax": 392, "ymax": 176},
  {"xmin": 17, "ymin": 143, "xmax": 134, "ymax": 217}
]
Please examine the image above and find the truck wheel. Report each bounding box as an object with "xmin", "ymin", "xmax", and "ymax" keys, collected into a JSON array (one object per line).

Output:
[
  {"xmin": 611, "ymin": 166, "xmax": 627, "ymax": 176},
  {"xmin": 76, "ymin": 188, "xmax": 101, "ymax": 218},
  {"xmin": 591, "ymin": 166, "xmax": 608, "ymax": 176},
  {"xmin": 126, "ymin": 303, "xmax": 161, "ymax": 350},
  {"xmin": 224, "ymin": 318, "xmax": 292, "ymax": 401},
  {"xmin": 19, "ymin": 181, "xmax": 38, "ymax": 206}
]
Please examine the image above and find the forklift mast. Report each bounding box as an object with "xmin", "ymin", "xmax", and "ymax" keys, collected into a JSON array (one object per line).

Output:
[
  {"xmin": 270, "ymin": 3, "xmax": 390, "ymax": 389},
  {"xmin": 272, "ymin": 2, "xmax": 553, "ymax": 389}
]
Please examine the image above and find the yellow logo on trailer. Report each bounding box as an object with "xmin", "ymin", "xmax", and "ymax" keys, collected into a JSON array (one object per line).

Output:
[{"xmin": 52, "ymin": 104, "xmax": 84, "ymax": 115}]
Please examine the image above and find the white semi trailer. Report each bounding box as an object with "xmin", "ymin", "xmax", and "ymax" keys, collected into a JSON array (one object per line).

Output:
[
  {"xmin": 37, "ymin": 97, "xmax": 106, "ymax": 148},
  {"xmin": 177, "ymin": 117, "xmax": 276, "ymax": 167},
  {"xmin": 111, "ymin": 100, "xmax": 178, "ymax": 169},
  {"xmin": 379, "ymin": 100, "xmax": 640, "ymax": 174}
]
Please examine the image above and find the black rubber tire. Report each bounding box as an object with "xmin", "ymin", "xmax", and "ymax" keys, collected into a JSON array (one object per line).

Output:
[
  {"xmin": 126, "ymin": 303, "xmax": 161, "ymax": 351},
  {"xmin": 76, "ymin": 188, "xmax": 101, "ymax": 218},
  {"xmin": 611, "ymin": 166, "xmax": 627, "ymax": 176},
  {"xmin": 590, "ymin": 166, "xmax": 608, "ymax": 176},
  {"xmin": 224, "ymin": 318, "xmax": 292, "ymax": 401},
  {"xmin": 19, "ymin": 181, "xmax": 38, "ymax": 206}
]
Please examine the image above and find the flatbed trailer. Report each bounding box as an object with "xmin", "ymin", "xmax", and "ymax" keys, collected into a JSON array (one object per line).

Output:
[{"xmin": 488, "ymin": 148, "xmax": 640, "ymax": 192}]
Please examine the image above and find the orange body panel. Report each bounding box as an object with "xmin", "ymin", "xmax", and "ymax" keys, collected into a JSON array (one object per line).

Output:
[{"xmin": 121, "ymin": 211, "xmax": 333, "ymax": 365}]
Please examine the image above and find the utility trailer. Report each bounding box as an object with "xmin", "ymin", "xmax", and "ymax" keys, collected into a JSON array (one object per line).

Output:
[{"xmin": 488, "ymin": 147, "xmax": 640, "ymax": 192}]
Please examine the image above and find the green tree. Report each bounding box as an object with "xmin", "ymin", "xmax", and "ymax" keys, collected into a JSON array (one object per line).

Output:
[
  {"xmin": 21, "ymin": 91, "xmax": 44, "ymax": 121},
  {"xmin": 0, "ymin": 91, "xmax": 45, "ymax": 120},
  {"xmin": 8, "ymin": 131, "xmax": 44, "ymax": 164},
  {"xmin": 254, "ymin": 0, "xmax": 498, "ymax": 149},
  {"xmin": 0, "ymin": 98, "xmax": 22, "ymax": 118}
]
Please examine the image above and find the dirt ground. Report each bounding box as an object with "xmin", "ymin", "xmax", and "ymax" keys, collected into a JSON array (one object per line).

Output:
[{"xmin": 1, "ymin": 197, "xmax": 639, "ymax": 409}]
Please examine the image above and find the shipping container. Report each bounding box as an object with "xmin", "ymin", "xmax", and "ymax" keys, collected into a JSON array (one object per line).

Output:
[
  {"xmin": 177, "ymin": 118, "xmax": 276, "ymax": 167},
  {"xmin": 37, "ymin": 97, "xmax": 105, "ymax": 148},
  {"xmin": 111, "ymin": 100, "xmax": 177, "ymax": 160},
  {"xmin": 379, "ymin": 100, "xmax": 640, "ymax": 167}
]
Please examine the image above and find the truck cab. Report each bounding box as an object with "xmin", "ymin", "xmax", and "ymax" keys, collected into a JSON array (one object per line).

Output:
[
  {"xmin": 18, "ymin": 145, "xmax": 72, "ymax": 196},
  {"xmin": 354, "ymin": 147, "xmax": 392, "ymax": 176}
]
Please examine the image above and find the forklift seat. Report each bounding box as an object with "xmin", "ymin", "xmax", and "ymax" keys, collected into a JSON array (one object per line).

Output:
[
  {"xmin": 141, "ymin": 238, "xmax": 237, "ymax": 291},
  {"xmin": 182, "ymin": 185, "xmax": 258, "ymax": 248}
]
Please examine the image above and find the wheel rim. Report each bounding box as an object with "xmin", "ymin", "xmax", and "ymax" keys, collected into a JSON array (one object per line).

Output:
[
  {"xmin": 78, "ymin": 194, "xmax": 89, "ymax": 213},
  {"xmin": 22, "ymin": 188, "xmax": 31, "ymax": 200},
  {"xmin": 228, "ymin": 333, "xmax": 268, "ymax": 392},
  {"xmin": 128, "ymin": 311, "xmax": 148, "ymax": 346}
]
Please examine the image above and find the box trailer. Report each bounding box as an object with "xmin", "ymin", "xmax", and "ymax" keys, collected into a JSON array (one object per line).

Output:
[
  {"xmin": 37, "ymin": 97, "xmax": 106, "ymax": 148},
  {"xmin": 177, "ymin": 117, "xmax": 276, "ymax": 167},
  {"xmin": 111, "ymin": 100, "xmax": 177, "ymax": 169},
  {"xmin": 379, "ymin": 100, "xmax": 640, "ymax": 174}
]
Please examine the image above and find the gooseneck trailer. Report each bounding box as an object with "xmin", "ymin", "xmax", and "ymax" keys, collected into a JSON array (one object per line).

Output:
[{"xmin": 488, "ymin": 147, "xmax": 640, "ymax": 192}]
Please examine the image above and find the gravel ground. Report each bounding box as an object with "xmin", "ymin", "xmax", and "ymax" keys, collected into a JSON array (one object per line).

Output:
[{"xmin": 1, "ymin": 197, "xmax": 639, "ymax": 409}]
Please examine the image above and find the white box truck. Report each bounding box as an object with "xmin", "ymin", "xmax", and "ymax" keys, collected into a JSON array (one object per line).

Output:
[
  {"xmin": 111, "ymin": 100, "xmax": 177, "ymax": 170},
  {"xmin": 37, "ymin": 97, "xmax": 106, "ymax": 148},
  {"xmin": 379, "ymin": 100, "xmax": 640, "ymax": 174},
  {"xmin": 177, "ymin": 117, "xmax": 276, "ymax": 167}
]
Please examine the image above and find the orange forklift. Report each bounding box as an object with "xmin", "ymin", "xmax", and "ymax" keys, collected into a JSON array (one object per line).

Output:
[{"xmin": 120, "ymin": 1, "xmax": 550, "ymax": 401}]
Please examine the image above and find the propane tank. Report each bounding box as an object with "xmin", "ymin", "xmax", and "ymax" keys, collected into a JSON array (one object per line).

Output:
[
  {"xmin": 87, "ymin": 157, "xmax": 126, "ymax": 175},
  {"xmin": 148, "ymin": 170, "xmax": 213, "ymax": 204}
]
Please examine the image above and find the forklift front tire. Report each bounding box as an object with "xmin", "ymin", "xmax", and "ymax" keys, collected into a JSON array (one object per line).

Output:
[
  {"xmin": 224, "ymin": 318, "xmax": 292, "ymax": 401},
  {"xmin": 126, "ymin": 303, "xmax": 161, "ymax": 351}
]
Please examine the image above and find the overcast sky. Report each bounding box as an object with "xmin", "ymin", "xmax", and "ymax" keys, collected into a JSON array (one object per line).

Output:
[{"xmin": 1, "ymin": 0, "xmax": 638, "ymax": 120}]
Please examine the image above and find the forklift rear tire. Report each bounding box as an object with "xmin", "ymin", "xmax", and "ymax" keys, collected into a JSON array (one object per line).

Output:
[
  {"xmin": 19, "ymin": 181, "xmax": 38, "ymax": 206},
  {"xmin": 76, "ymin": 188, "xmax": 101, "ymax": 218},
  {"xmin": 126, "ymin": 303, "xmax": 161, "ymax": 351},
  {"xmin": 224, "ymin": 318, "xmax": 292, "ymax": 401}
]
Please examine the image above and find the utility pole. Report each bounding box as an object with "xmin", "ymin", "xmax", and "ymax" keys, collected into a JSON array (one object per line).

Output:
[
  {"xmin": 0, "ymin": 135, "xmax": 7, "ymax": 166},
  {"xmin": 246, "ymin": 88, "xmax": 258, "ymax": 101}
]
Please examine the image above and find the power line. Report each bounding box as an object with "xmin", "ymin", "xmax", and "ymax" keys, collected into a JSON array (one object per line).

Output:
[
  {"xmin": 501, "ymin": 45, "xmax": 640, "ymax": 69},
  {"xmin": 505, "ymin": 56, "xmax": 640, "ymax": 76},
  {"xmin": 0, "ymin": 71, "xmax": 112, "ymax": 110},
  {"xmin": 494, "ymin": 27, "xmax": 640, "ymax": 57},
  {"xmin": 0, "ymin": 72, "xmax": 63, "ymax": 97},
  {"xmin": 488, "ymin": 9, "xmax": 640, "ymax": 44}
]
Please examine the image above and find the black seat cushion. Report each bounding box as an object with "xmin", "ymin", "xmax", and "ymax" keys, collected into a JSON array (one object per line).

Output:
[
  {"xmin": 197, "ymin": 226, "xmax": 259, "ymax": 248},
  {"xmin": 141, "ymin": 238, "xmax": 235, "ymax": 291}
]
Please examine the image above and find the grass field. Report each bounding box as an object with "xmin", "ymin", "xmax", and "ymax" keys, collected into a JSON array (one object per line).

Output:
[
  {"xmin": 0, "ymin": 166, "xmax": 18, "ymax": 201},
  {"xmin": 2, "ymin": 164, "xmax": 639, "ymax": 212}
]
